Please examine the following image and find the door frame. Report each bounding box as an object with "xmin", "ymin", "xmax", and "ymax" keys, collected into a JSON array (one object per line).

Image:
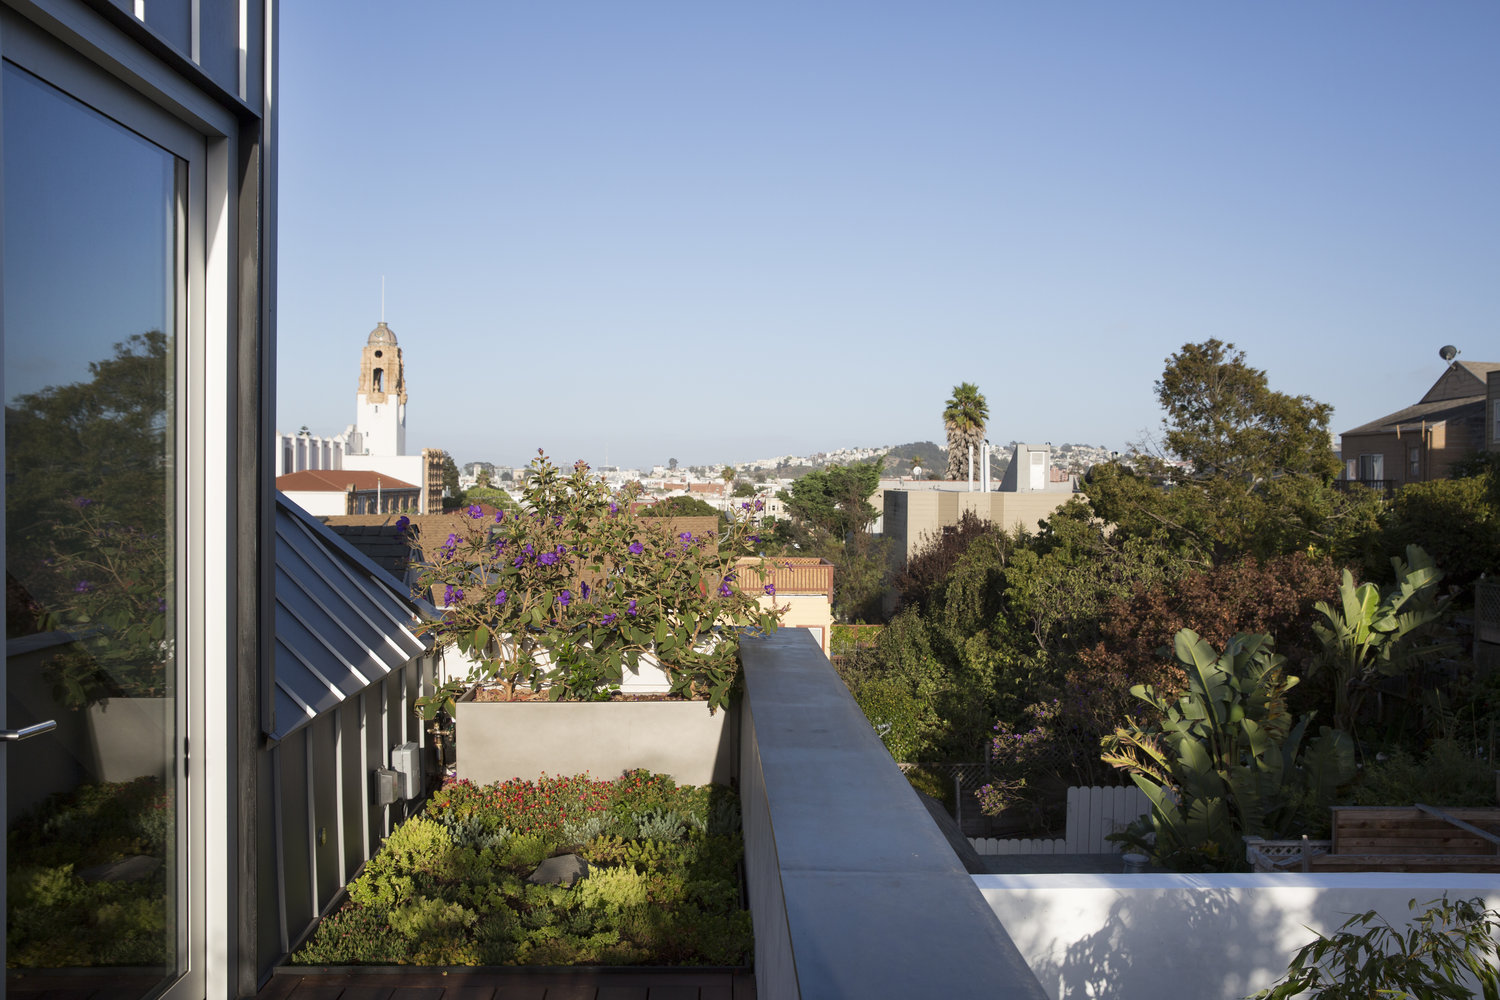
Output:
[{"xmin": 0, "ymin": 5, "xmax": 242, "ymax": 997}]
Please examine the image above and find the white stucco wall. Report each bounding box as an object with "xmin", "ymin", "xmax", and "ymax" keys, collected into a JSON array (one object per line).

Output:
[
  {"xmin": 281, "ymin": 489, "xmax": 348, "ymax": 517},
  {"xmin": 977, "ymin": 872, "xmax": 1500, "ymax": 1000}
]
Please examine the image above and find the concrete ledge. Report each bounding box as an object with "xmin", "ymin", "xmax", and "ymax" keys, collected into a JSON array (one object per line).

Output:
[
  {"xmin": 976, "ymin": 872, "xmax": 1500, "ymax": 1000},
  {"xmin": 739, "ymin": 629, "xmax": 1048, "ymax": 1000},
  {"xmin": 454, "ymin": 698, "xmax": 735, "ymax": 786}
]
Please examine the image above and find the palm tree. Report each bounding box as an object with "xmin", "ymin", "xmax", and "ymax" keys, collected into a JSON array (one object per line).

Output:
[{"xmin": 943, "ymin": 383, "xmax": 989, "ymax": 481}]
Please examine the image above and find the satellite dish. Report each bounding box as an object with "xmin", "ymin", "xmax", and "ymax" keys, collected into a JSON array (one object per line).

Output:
[{"xmin": 1440, "ymin": 345, "xmax": 1459, "ymax": 362}]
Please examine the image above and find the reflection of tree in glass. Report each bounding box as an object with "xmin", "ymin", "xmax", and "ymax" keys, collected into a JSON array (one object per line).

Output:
[{"xmin": 5, "ymin": 332, "xmax": 171, "ymax": 705}]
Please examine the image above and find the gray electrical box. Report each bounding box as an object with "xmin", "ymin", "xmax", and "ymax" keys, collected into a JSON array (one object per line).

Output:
[
  {"xmin": 391, "ymin": 742, "xmax": 422, "ymax": 801},
  {"xmin": 375, "ymin": 766, "xmax": 398, "ymax": 806}
]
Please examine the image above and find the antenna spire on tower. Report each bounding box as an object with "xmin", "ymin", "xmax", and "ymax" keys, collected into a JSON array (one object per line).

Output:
[{"xmin": 381, "ymin": 276, "xmax": 386, "ymax": 322}]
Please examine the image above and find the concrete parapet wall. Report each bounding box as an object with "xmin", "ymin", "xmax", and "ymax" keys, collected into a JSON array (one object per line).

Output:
[
  {"xmin": 739, "ymin": 630, "xmax": 1048, "ymax": 999},
  {"xmin": 454, "ymin": 699, "xmax": 734, "ymax": 787},
  {"xmin": 976, "ymin": 872, "xmax": 1500, "ymax": 1000}
]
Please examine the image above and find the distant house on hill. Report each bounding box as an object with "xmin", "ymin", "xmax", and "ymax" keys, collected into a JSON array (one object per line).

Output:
[
  {"xmin": 1339, "ymin": 356, "xmax": 1500, "ymax": 491},
  {"xmin": 276, "ymin": 469, "xmax": 421, "ymax": 517}
]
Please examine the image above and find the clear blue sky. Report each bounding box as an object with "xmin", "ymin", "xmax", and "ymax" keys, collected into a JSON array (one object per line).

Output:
[{"xmin": 276, "ymin": 3, "xmax": 1500, "ymax": 471}]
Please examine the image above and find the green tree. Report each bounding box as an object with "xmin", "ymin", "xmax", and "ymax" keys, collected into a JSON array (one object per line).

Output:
[
  {"xmin": 731, "ymin": 481, "xmax": 756, "ymax": 498},
  {"xmin": 1368, "ymin": 470, "xmax": 1500, "ymax": 594},
  {"xmin": 475, "ymin": 467, "xmax": 493, "ymax": 489},
  {"xmin": 779, "ymin": 460, "xmax": 891, "ymax": 622},
  {"xmin": 943, "ymin": 382, "xmax": 988, "ymax": 482},
  {"xmin": 439, "ymin": 451, "xmax": 460, "ymax": 498},
  {"xmin": 459, "ymin": 486, "xmax": 520, "ymax": 514},
  {"xmin": 1083, "ymin": 343, "xmax": 1378, "ymax": 566},
  {"xmin": 1156, "ymin": 339, "xmax": 1338, "ymax": 482},
  {"xmin": 641, "ymin": 495, "xmax": 718, "ymax": 518},
  {"xmin": 4, "ymin": 332, "xmax": 173, "ymax": 702},
  {"xmin": 783, "ymin": 460, "xmax": 883, "ymax": 539}
]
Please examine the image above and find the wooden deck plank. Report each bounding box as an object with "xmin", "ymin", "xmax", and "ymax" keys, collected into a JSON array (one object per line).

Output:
[
  {"xmin": 637, "ymin": 988, "xmax": 696, "ymax": 1000},
  {"xmin": 445, "ymin": 987, "xmax": 498, "ymax": 1000},
  {"xmin": 533, "ymin": 986, "xmax": 593, "ymax": 1000},
  {"xmin": 593, "ymin": 987, "xmax": 647, "ymax": 1000},
  {"xmin": 338, "ymin": 987, "xmax": 395, "ymax": 1000},
  {"xmin": 487, "ymin": 985, "xmax": 547, "ymax": 1000},
  {"xmin": 385, "ymin": 990, "xmax": 447, "ymax": 1000},
  {"xmin": 286, "ymin": 987, "xmax": 347, "ymax": 1000}
]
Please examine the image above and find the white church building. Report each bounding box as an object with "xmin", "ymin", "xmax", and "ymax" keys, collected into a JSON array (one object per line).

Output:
[{"xmin": 276, "ymin": 321, "xmax": 442, "ymax": 513}]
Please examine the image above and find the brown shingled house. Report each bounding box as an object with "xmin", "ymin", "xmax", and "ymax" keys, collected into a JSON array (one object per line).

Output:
[{"xmin": 1339, "ymin": 358, "xmax": 1500, "ymax": 492}]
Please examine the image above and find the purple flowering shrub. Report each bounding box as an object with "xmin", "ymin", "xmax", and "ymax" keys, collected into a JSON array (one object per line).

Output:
[{"xmin": 410, "ymin": 451, "xmax": 781, "ymax": 715}]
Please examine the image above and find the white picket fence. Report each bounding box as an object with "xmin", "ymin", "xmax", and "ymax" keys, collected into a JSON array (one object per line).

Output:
[{"xmin": 970, "ymin": 785, "xmax": 1150, "ymax": 856}]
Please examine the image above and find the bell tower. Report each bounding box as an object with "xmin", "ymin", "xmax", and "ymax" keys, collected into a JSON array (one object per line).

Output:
[{"xmin": 354, "ymin": 321, "xmax": 407, "ymax": 455}]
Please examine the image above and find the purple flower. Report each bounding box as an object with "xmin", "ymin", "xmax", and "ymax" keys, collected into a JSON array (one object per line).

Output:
[
  {"xmin": 494, "ymin": 540, "xmax": 506, "ymax": 556},
  {"xmin": 557, "ymin": 589, "xmax": 572, "ymax": 607},
  {"xmin": 157, "ymin": 598, "xmax": 168, "ymax": 613},
  {"xmin": 679, "ymin": 532, "xmax": 693, "ymax": 544},
  {"xmin": 628, "ymin": 542, "xmax": 643, "ymax": 555},
  {"xmin": 555, "ymin": 544, "xmax": 568, "ymax": 556},
  {"xmin": 73, "ymin": 497, "xmax": 94, "ymax": 508},
  {"xmin": 513, "ymin": 555, "xmax": 526, "ymax": 568},
  {"xmin": 467, "ymin": 504, "xmax": 483, "ymax": 519},
  {"xmin": 553, "ymin": 515, "xmax": 564, "ymax": 527},
  {"xmin": 444, "ymin": 533, "xmax": 460, "ymax": 552},
  {"xmin": 523, "ymin": 543, "xmax": 535, "ymax": 557},
  {"xmin": 494, "ymin": 510, "xmax": 506, "ymax": 523},
  {"xmin": 749, "ymin": 535, "xmax": 760, "ymax": 544},
  {"xmin": 754, "ymin": 499, "xmax": 765, "ymax": 511},
  {"xmin": 609, "ymin": 502, "xmax": 619, "ymax": 515},
  {"xmin": 538, "ymin": 552, "xmax": 558, "ymax": 567},
  {"xmin": 602, "ymin": 613, "xmax": 617, "ymax": 626},
  {"xmin": 74, "ymin": 580, "xmax": 93, "ymax": 593},
  {"xmin": 627, "ymin": 599, "xmax": 638, "ymax": 616},
  {"xmin": 444, "ymin": 584, "xmax": 464, "ymax": 604},
  {"xmin": 718, "ymin": 581, "xmax": 733, "ymax": 597},
  {"xmin": 581, "ymin": 581, "xmax": 591, "ymax": 599},
  {"xmin": 764, "ymin": 583, "xmax": 776, "ymax": 596},
  {"xmin": 395, "ymin": 515, "xmax": 410, "ymax": 534},
  {"xmin": 494, "ymin": 589, "xmax": 508, "ymax": 605}
]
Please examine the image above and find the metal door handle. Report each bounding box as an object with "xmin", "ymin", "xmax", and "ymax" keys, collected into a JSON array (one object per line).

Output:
[{"xmin": 1, "ymin": 720, "xmax": 57, "ymax": 741}]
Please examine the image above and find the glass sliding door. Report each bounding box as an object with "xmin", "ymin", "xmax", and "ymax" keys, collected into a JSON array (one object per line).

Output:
[{"xmin": 2, "ymin": 60, "xmax": 187, "ymax": 999}]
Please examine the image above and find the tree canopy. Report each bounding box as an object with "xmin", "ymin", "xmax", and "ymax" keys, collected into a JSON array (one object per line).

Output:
[
  {"xmin": 943, "ymin": 383, "xmax": 988, "ymax": 481},
  {"xmin": 783, "ymin": 459, "xmax": 883, "ymax": 539},
  {"xmin": 640, "ymin": 495, "xmax": 718, "ymax": 518},
  {"xmin": 1156, "ymin": 340, "xmax": 1338, "ymax": 482}
]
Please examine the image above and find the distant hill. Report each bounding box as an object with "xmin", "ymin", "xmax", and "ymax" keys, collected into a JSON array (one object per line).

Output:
[{"xmin": 879, "ymin": 441, "xmax": 943, "ymax": 478}]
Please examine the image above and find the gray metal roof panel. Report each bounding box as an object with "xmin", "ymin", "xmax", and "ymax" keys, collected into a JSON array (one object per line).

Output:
[{"xmin": 271, "ymin": 495, "xmax": 428, "ymax": 742}]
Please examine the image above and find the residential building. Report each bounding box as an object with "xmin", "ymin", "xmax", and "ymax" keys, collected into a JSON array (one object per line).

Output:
[
  {"xmin": 275, "ymin": 468, "xmax": 422, "ymax": 516},
  {"xmin": 735, "ymin": 557, "xmax": 835, "ymax": 656},
  {"xmin": 882, "ymin": 443, "xmax": 1077, "ymax": 568},
  {"xmin": 1339, "ymin": 355, "xmax": 1500, "ymax": 491}
]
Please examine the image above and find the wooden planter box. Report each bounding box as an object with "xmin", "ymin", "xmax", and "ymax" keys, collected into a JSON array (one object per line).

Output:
[{"xmin": 454, "ymin": 695, "xmax": 738, "ymax": 787}]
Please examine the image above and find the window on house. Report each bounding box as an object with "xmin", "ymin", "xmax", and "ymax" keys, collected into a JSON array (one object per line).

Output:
[
  {"xmin": 1409, "ymin": 446, "xmax": 1420, "ymax": 479},
  {"xmin": 1358, "ymin": 454, "xmax": 1384, "ymax": 481}
]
